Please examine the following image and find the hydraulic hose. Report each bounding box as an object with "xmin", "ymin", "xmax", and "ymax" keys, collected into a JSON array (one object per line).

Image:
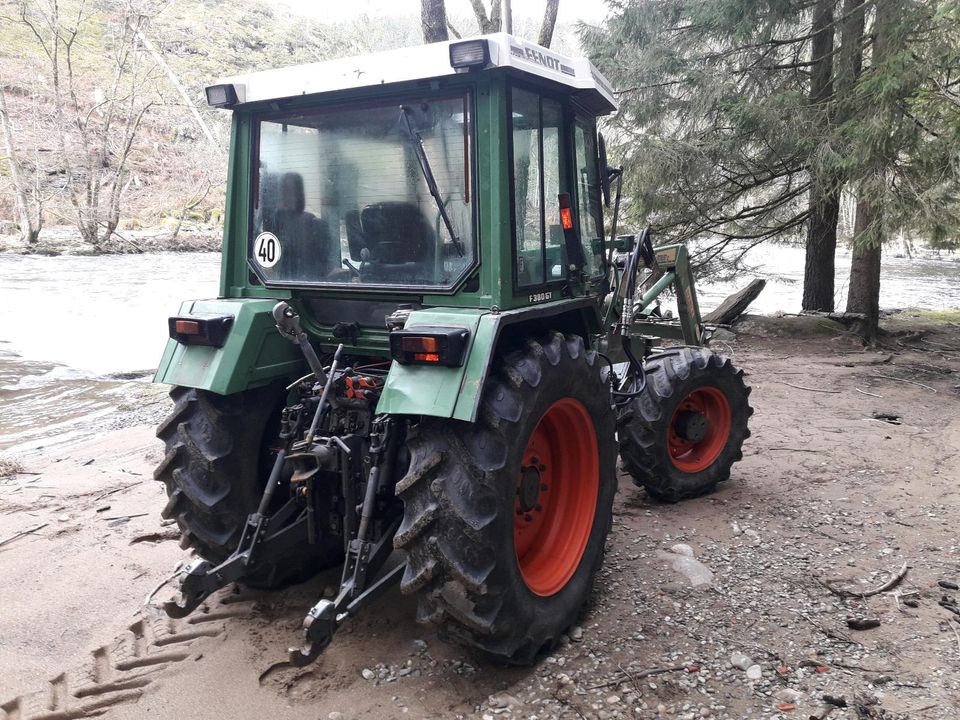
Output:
[{"xmin": 614, "ymin": 228, "xmax": 651, "ymax": 399}]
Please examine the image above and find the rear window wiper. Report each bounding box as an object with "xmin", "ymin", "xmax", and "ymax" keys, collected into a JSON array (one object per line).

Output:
[{"xmin": 398, "ymin": 105, "xmax": 465, "ymax": 258}]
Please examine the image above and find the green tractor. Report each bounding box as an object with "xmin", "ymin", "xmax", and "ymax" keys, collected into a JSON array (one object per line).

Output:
[{"xmin": 154, "ymin": 33, "xmax": 752, "ymax": 665}]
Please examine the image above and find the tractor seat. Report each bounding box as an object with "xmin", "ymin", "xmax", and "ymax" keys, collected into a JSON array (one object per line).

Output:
[{"xmin": 354, "ymin": 202, "xmax": 436, "ymax": 265}]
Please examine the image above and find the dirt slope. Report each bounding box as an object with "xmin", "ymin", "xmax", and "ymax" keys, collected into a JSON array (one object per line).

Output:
[{"xmin": 2, "ymin": 324, "xmax": 959, "ymax": 720}]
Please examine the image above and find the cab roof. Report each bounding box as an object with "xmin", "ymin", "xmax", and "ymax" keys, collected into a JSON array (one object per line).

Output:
[{"xmin": 211, "ymin": 33, "xmax": 617, "ymax": 115}]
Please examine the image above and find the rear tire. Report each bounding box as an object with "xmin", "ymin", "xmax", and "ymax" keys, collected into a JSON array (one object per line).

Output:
[
  {"xmin": 154, "ymin": 384, "xmax": 341, "ymax": 587},
  {"xmin": 394, "ymin": 332, "xmax": 617, "ymax": 664},
  {"xmin": 618, "ymin": 347, "xmax": 752, "ymax": 502}
]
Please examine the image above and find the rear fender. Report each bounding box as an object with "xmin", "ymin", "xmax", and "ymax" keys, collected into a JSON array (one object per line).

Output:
[
  {"xmin": 153, "ymin": 298, "xmax": 304, "ymax": 395},
  {"xmin": 376, "ymin": 299, "xmax": 600, "ymax": 422}
]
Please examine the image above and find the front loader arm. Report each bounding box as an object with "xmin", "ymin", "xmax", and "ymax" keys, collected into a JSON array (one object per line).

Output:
[{"xmin": 604, "ymin": 237, "xmax": 704, "ymax": 347}]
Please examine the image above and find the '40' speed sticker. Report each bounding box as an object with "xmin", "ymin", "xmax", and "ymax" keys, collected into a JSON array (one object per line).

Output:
[{"xmin": 253, "ymin": 232, "xmax": 281, "ymax": 268}]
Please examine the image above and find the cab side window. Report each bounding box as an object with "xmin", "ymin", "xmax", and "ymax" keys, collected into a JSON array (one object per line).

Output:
[
  {"xmin": 573, "ymin": 121, "xmax": 604, "ymax": 277},
  {"xmin": 511, "ymin": 88, "xmax": 564, "ymax": 288}
]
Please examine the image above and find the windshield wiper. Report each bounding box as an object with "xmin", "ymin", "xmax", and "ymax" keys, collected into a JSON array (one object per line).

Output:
[{"xmin": 398, "ymin": 105, "xmax": 465, "ymax": 258}]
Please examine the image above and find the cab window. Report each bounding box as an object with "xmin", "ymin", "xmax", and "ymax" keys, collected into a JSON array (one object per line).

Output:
[
  {"xmin": 250, "ymin": 93, "xmax": 476, "ymax": 289},
  {"xmin": 573, "ymin": 121, "xmax": 604, "ymax": 277},
  {"xmin": 511, "ymin": 88, "xmax": 565, "ymax": 288}
]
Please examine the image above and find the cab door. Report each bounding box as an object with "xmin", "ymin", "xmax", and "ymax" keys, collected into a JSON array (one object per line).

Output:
[{"xmin": 571, "ymin": 117, "xmax": 605, "ymax": 280}]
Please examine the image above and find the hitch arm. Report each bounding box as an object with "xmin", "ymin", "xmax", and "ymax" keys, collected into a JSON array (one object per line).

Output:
[
  {"xmin": 163, "ymin": 498, "xmax": 308, "ymax": 618},
  {"xmin": 288, "ymin": 516, "xmax": 402, "ymax": 666}
]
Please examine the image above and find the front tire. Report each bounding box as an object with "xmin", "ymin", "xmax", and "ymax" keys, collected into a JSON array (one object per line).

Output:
[
  {"xmin": 394, "ymin": 332, "xmax": 617, "ymax": 664},
  {"xmin": 618, "ymin": 347, "xmax": 752, "ymax": 502}
]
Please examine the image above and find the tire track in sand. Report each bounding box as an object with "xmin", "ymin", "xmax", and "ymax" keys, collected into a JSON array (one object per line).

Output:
[{"xmin": 1, "ymin": 589, "xmax": 255, "ymax": 719}]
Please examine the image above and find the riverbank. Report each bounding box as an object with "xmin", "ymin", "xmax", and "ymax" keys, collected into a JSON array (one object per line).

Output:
[
  {"xmin": 2, "ymin": 308, "xmax": 957, "ymax": 457},
  {"xmin": 0, "ymin": 224, "xmax": 221, "ymax": 255},
  {"xmin": 1, "ymin": 316, "xmax": 959, "ymax": 720}
]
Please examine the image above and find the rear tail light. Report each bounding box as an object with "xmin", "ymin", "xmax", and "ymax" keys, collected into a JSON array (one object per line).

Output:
[
  {"xmin": 168, "ymin": 314, "xmax": 234, "ymax": 348},
  {"xmin": 390, "ymin": 327, "xmax": 470, "ymax": 367},
  {"xmin": 174, "ymin": 319, "xmax": 201, "ymax": 335}
]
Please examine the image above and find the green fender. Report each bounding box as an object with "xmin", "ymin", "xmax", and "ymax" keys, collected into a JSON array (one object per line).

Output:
[
  {"xmin": 376, "ymin": 307, "xmax": 492, "ymax": 421},
  {"xmin": 153, "ymin": 298, "xmax": 303, "ymax": 395},
  {"xmin": 376, "ymin": 298, "xmax": 600, "ymax": 422}
]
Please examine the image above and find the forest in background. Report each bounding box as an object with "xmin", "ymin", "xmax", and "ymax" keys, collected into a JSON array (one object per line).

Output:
[{"xmin": 582, "ymin": 0, "xmax": 960, "ymax": 337}]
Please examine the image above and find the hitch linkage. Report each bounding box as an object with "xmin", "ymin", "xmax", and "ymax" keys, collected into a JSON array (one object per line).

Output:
[
  {"xmin": 290, "ymin": 418, "xmax": 401, "ymax": 666},
  {"xmin": 163, "ymin": 404, "xmax": 306, "ymax": 618},
  {"xmin": 165, "ymin": 303, "xmax": 403, "ymax": 666}
]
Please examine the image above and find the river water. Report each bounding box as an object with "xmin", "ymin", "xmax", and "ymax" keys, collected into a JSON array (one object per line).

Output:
[{"xmin": 1, "ymin": 246, "xmax": 957, "ymax": 454}]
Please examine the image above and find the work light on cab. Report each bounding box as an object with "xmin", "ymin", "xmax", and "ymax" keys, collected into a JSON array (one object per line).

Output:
[
  {"xmin": 449, "ymin": 39, "xmax": 490, "ymax": 71},
  {"xmin": 205, "ymin": 83, "xmax": 239, "ymax": 108},
  {"xmin": 389, "ymin": 327, "xmax": 470, "ymax": 366}
]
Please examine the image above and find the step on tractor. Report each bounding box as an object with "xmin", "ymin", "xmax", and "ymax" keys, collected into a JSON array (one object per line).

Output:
[{"xmin": 154, "ymin": 33, "xmax": 752, "ymax": 666}]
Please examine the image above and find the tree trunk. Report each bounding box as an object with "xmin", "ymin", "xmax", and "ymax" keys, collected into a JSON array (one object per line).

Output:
[
  {"xmin": 846, "ymin": 198, "xmax": 881, "ymax": 342},
  {"xmin": 801, "ymin": 0, "xmax": 837, "ymax": 311},
  {"xmin": 469, "ymin": 0, "xmax": 502, "ymax": 34},
  {"xmin": 845, "ymin": 0, "xmax": 897, "ymax": 342},
  {"xmin": 538, "ymin": 0, "xmax": 560, "ymax": 47},
  {"xmin": 802, "ymin": 180, "xmax": 840, "ymax": 310},
  {"xmin": 421, "ymin": 0, "xmax": 449, "ymax": 43},
  {"xmin": 802, "ymin": 0, "xmax": 867, "ymax": 312},
  {"xmin": 0, "ymin": 85, "xmax": 40, "ymax": 244},
  {"xmin": 835, "ymin": 0, "xmax": 866, "ymax": 92}
]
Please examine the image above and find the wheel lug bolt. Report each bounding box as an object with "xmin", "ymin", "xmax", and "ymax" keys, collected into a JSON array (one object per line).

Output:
[
  {"xmin": 516, "ymin": 508, "xmax": 523, "ymax": 516},
  {"xmin": 540, "ymin": 483, "xmax": 548, "ymax": 491},
  {"xmin": 538, "ymin": 464, "xmax": 546, "ymax": 472},
  {"xmin": 524, "ymin": 514, "xmax": 532, "ymax": 522},
  {"xmin": 534, "ymin": 504, "xmax": 542, "ymax": 512}
]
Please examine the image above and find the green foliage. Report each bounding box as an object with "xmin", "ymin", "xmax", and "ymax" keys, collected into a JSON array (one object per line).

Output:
[
  {"xmin": 581, "ymin": 1, "xmax": 819, "ymax": 274},
  {"xmin": 830, "ymin": 0, "xmax": 960, "ymax": 251},
  {"xmin": 582, "ymin": 0, "xmax": 960, "ymax": 267}
]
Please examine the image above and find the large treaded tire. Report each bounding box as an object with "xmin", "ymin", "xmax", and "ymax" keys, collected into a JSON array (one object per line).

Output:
[
  {"xmin": 618, "ymin": 347, "xmax": 752, "ymax": 503},
  {"xmin": 154, "ymin": 384, "xmax": 340, "ymax": 587},
  {"xmin": 394, "ymin": 332, "xmax": 617, "ymax": 664}
]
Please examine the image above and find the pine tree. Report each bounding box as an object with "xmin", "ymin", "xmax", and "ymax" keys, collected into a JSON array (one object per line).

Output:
[
  {"xmin": 581, "ymin": 1, "xmax": 828, "ymax": 275},
  {"xmin": 837, "ymin": 0, "xmax": 960, "ymax": 339},
  {"xmin": 582, "ymin": 0, "xmax": 960, "ymax": 329}
]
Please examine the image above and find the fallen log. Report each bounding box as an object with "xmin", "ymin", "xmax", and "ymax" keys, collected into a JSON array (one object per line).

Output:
[
  {"xmin": 800, "ymin": 310, "xmax": 868, "ymax": 323},
  {"xmin": 703, "ymin": 279, "xmax": 766, "ymax": 325}
]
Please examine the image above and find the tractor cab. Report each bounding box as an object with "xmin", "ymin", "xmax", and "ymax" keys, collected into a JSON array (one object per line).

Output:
[{"xmin": 209, "ymin": 33, "xmax": 614, "ymax": 310}]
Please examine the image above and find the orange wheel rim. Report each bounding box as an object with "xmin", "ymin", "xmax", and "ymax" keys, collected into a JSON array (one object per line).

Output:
[
  {"xmin": 513, "ymin": 398, "xmax": 599, "ymax": 597},
  {"xmin": 667, "ymin": 387, "xmax": 732, "ymax": 472}
]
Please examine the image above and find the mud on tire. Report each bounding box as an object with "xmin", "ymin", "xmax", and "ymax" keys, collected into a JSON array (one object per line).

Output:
[
  {"xmin": 618, "ymin": 346, "xmax": 752, "ymax": 503},
  {"xmin": 394, "ymin": 332, "xmax": 617, "ymax": 664},
  {"xmin": 155, "ymin": 383, "xmax": 340, "ymax": 587}
]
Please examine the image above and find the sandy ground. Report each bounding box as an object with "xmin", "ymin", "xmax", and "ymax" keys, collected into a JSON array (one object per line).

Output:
[{"xmin": 2, "ymin": 318, "xmax": 959, "ymax": 720}]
